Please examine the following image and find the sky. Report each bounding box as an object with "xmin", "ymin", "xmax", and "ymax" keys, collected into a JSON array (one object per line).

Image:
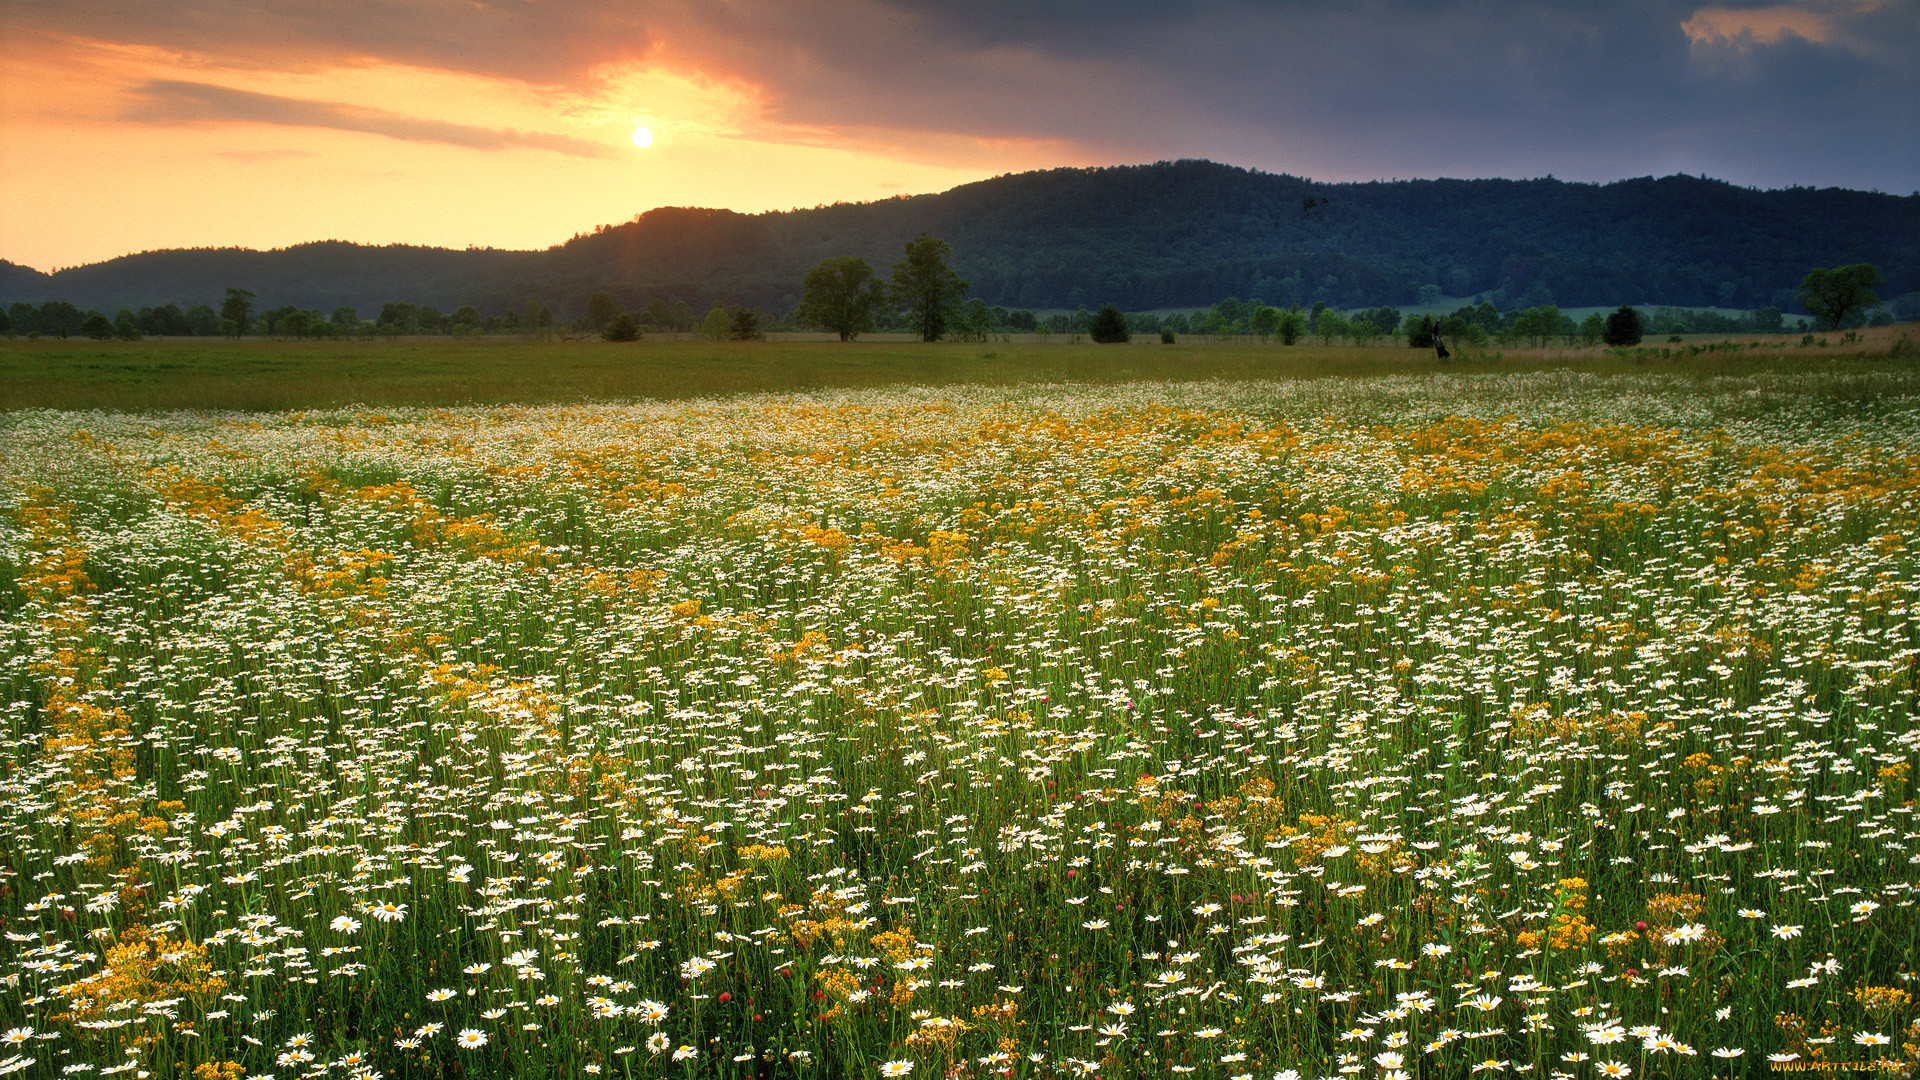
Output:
[{"xmin": 2, "ymin": 0, "xmax": 1915, "ymax": 273}]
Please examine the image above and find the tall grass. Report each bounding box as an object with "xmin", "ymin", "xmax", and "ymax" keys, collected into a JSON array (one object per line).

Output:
[
  {"xmin": 0, "ymin": 370, "xmax": 1915, "ymax": 1079},
  {"xmin": 0, "ymin": 326, "xmax": 1912, "ymax": 412}
]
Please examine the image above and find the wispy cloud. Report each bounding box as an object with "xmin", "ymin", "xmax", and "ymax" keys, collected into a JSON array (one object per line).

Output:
[{"xmin": 128, "ymin": 79, "xmax": 611, "ymax": 158}]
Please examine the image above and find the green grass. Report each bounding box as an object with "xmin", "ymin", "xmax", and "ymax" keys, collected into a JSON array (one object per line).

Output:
[
  {"xmin": 2, "ymin": 370, "xmax": 1918, "ymax": 1077},
  {"xmin": 2, "ymin": 329, "xmax": 1913, "ymax": 412}
]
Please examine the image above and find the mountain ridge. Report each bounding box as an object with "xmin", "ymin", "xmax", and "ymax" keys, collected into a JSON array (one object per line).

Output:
[{"xmin": 6, "ymin": 160, "xmax": 1915, "ymax": 319}]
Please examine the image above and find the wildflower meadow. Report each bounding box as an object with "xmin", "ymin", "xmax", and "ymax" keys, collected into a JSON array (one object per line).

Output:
[{"xmin": 1, "ymin": 369, "xmax": 1916, "ymax": 1079}]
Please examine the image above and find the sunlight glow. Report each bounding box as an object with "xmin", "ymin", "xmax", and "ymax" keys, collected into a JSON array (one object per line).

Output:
[{"xmin": 631, "ymin": 126, "xmax": 653, "ymax": 148}]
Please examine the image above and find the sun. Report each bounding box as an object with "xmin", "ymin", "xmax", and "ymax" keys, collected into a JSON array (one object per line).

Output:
[{"xmin": 631, "ymin": 126, "xmax": 654, "ymax": 148}]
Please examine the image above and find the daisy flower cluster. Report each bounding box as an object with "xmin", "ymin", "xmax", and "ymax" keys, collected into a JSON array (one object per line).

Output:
[{"xmin": 0, "ymin": 369, "xmax": 1916, "ymax": 1077}]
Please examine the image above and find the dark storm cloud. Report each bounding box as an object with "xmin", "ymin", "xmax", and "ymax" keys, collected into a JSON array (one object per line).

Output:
[
  {"xmin": 857, "ymin": 0, "xmax": 1916, "ymax": 188},
  {"xmin": 11, "ymin": 0, "xmax": 1916, "ymax": 189},
  {"xmin": 127, "ymin": 80, "xmax": 611, "ymax": 158}
]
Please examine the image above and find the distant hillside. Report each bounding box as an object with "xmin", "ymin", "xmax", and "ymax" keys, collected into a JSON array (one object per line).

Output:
[{"xmin": 6, "ymin": 161, "xmax": 1916, "ymax": 320}]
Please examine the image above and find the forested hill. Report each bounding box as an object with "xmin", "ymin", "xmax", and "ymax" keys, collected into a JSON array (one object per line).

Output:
[{"xmin": 7, "ymin": 160, "xmax": 1916, "ymax": 319}]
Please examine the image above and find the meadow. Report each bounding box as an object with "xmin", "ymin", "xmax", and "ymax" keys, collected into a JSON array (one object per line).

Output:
[
  {"xmin": 0, "ymin": 327, "xmax": 1912, "ymax": 412},
  {"xmin": 1, "ymin": 357, "xmax": 1918, "ymax": 1079}
]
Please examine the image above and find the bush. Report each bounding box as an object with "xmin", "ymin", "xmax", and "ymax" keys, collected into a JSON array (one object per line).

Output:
[
  {"xmin": 602, "ymin": 311, "xmax": 641, "ymax": 342},
  {"xmin": 1603, "ymin": 306, "xmax": 1644, "ymax": 347},
  {"xmin": 1088, "ymin": 304, "xmax": 1129, "ymax": 344},
  {"xmin": 1277, "ymin": 308, "xmax": 1306, "ymax": 346},
  {"xmin": 1160, "ymin": 328, "xmax": 1176, "ymax": 344},
  {"xmin": 730, "ymin": 309, "xmax": 764, "ymax": 341}
]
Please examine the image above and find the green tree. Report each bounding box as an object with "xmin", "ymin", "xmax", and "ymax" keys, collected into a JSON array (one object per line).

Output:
[
  {"xmin": 602, "ymin": 311, "xmax": 641, "ymax": 342},
  {"xmin": 1213, "ymin": 297, "xmax": 1246, "ymax": 330},
  {"xmin": 220, "ymin": 288, "xmax": 255, "ymax": 337},
  {"xmin": 521, "ymin": 300, "xmax": 552, "ymax": 337},
  {"xmin": 260, "ymin": 305, "xmax": 299, "ymax": 336},
  {"xmin": 8, "ymin": 302, "xmax": 37, "ymax": 336},
  {"xmin": 1277, "ymin": 307, "xmax": 1306, "ymax": 346},
  {"xmin": 452, "ymin": 304, "xmax": 482, "ymax": 329},
  {"xmin": 730, "ymin": 308, "xmax": 764, "ymax": 341},
  {"xmin": 951, "ymin": 299, "xmax": 991, "ymax": 342},
  {"xmin": 1579, "ymin": 312, "xmax": 1606, "ymax": 346},
  {"xmin": 1603, "ymin": 306, "xmax": 1644, "ymax": 346},
  {"xmin": 112, "ymin": 310, "xmax": 142, "ymax": 341},
  {"xmin": 583, "ymin": 291, "xmax": 616, "ymax": 333},
  {"xmin": 81, "ymin": 312, "xmax": 113, "ymax": 340},
  {"xmin": 1796, "ymin": 264, "xmax": 1882, "ymax": 330},
  {"xmin": 1088, "ymin": 304, "xmax": 1129, "ymax": 344},
  {"xmin": 1248, "ymin": 305, "xmax": 1282, "ymax": 341},
  {"xmin": 889, "ymin": 234, "xmax": 969, "ymax": 342},
  {"xmin": 378, "ymin": 302, "xmax": 420, "ymax": 336},
  {"xmin": 1513, "ymin": 305, "xmax": 1560, "ymax": 346},
  {"xmin": 39, "ymin": 300, "xmax": 82, "ymax": 338},
  {"xmin": 184, "ymin": 304, "xmax": 218, "ymax": 336},
  {"xmin": 1404, "ymin": 313, "xmax": 1439, "ymax": 348},
  {"xmin": 795, "ymin": 255, "xmax": 887, "ymax": 341},
  {"xmin": 699, "ymin": 303, "xmax": 733, "ymax": 341},
  {"xmin": 1751, "ymin": 306, "xmax": 1783, "ymax": 334}
]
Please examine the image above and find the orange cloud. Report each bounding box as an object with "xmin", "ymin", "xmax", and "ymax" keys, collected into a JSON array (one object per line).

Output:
[
  {"xmin": 1682, "ymin": 5, "xmax": 1826, "ymax": 44},
  {"xmin": 1681, "ymin": 2, "xmax": 1894, "ymax": 46},
  {"xmin": 129, "ymin": 80, "xmax": 612, "ymax": 157}
]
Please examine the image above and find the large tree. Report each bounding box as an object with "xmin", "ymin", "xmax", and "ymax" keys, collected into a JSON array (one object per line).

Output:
[
  {"xmin": 1796, "ymin": 264, "xmax": 1882, "ymax": 330},
  {"xmin": 220, "ymin": 288, "xmax": 255, "ymax": 338},
  {"xmin": 890, "ymin": 234, "xmax": 969, "ymax": 342},
  {"xmin": 795, "ymin": 256, "xmax": 887, "ymax": 341},
  {"xmin": 38, "ymin": 300, "xmax": 82, "ymax": 338}
]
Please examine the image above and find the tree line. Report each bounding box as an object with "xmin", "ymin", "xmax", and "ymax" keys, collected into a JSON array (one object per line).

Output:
[{"xmin": 3, "ymin": 253, "xmax": 1894, "ymax": 347}]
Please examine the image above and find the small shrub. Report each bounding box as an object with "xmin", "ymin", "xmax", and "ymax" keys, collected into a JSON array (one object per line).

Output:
[{"xmin": 602, "ymin": 311, "xmax": 641, "ymax": 342}]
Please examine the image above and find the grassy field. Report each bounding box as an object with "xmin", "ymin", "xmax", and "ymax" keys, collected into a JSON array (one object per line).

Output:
[
  {"xmin": 2, "ymin": 358, "xmax": 1919, "ymax": 1079},
  {"xmin": 0, "ymin": 326, "xmax": 1912, "ymax": 412}
]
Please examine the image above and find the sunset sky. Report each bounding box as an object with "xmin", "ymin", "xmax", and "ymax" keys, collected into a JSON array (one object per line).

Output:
[{"xmin": 2, "ymin": 0, "xmax": 1915, "ymax": 273}]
